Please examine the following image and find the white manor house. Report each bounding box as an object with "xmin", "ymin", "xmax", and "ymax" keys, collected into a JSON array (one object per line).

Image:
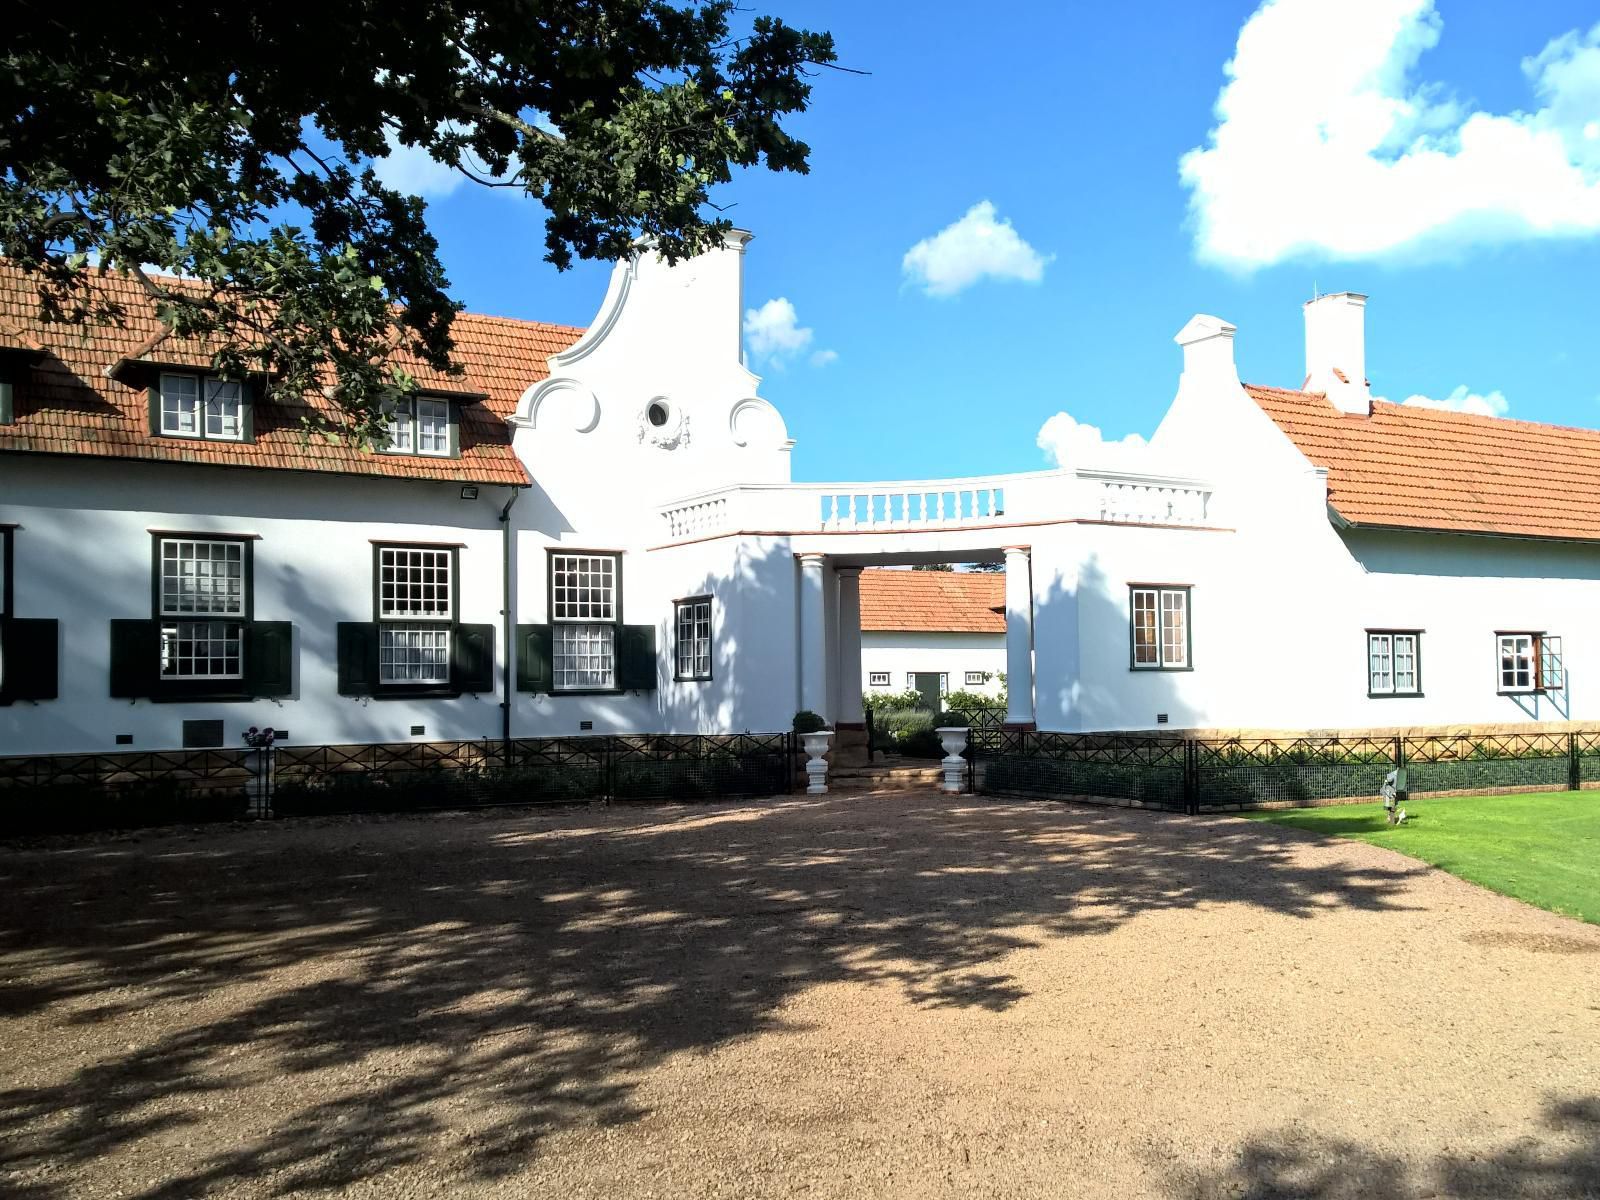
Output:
[{"xmin": 1, "ymin": 233, "xmax": 1596, "ymax": 755}]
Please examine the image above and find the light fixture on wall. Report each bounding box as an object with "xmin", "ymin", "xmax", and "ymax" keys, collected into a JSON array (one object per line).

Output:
[{"xmin": 460, "ymin": 485, "xmax": 479, "ymax": 500}]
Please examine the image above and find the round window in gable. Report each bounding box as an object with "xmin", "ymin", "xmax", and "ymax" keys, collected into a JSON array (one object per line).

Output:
[{"xmin": 647, "ymin": 400, "xmax": 670, "ymax": 428}]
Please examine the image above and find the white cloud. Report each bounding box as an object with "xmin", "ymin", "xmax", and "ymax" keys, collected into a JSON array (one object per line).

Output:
[
  {"xmin": 1036, "ymin": 411, "xmax": 1149, "ymax": 468},
  {"xmin": 743, "ymin": 298, "xmax": 834, "ymax": 369},
  {"xmin": 901, "ymin": 201, "xmax": 1052, "ymax": 297},
  {"xmin": 1181, "ymin": 1, "xmax": 1600, "ymax": 268},
  {"xmin": 370, "ymin": 130, "xmax": 466, "ymax": 199},
  {"xmin": 1397, "ymin": 385, "xmax": 1509, "ymax": 417}
]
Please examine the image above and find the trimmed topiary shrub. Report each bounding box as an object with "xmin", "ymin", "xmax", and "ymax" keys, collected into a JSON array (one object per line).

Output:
[{"xmin": 793, "ymin": 710, "xmax": 829, "ymax": 734}]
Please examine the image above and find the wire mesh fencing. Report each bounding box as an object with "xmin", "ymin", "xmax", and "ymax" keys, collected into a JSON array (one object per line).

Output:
[
  {"xmin": 0, "ymin": 733, "xmax": 796, "ymax": 834},
  {"xmin": 973, "ymin": 729, "xmax": 1600, "ymax": 814}
]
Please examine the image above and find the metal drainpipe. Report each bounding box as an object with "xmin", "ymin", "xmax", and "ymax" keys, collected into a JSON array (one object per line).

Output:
[{"xmin": 499, "ymin": 486, "xmax": 525, "ymax": 746}]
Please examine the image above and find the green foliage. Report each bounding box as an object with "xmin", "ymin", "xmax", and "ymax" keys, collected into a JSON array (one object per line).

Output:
[
  {"xmin": 0, "ymin": 2, "xmax": 836, "ymax": 442},
  {"xmin": 875, "ymin": 708, "xmax": 931, "ymax": 735},
  {"xmin": 942, "ymin": 689, "xmax": 1004, "ymax": 713},
  {"xmin": 863, "ymin": 689, "xmax": 922, "ymax": 713},
  {"xmin": 895, "ymin": 728, "xmax": 944, "ymax": 759},
  {"xmin": 272, "ymin": 765, "xmax": 601, "ymax": 815},
  {"xmin": 792, "ymin": 710, "xmax": 828, "ymax": 734},
  {"xmin": 0, "ymin": 779, "xmax": 247, "ymax": 836},
  {"xmin": 870, "ymin": 708, "xmax": 941, "ymax": 758}
]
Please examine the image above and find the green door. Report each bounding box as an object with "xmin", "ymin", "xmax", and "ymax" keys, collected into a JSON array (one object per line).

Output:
[{"xmin": 912, "ymin": 672, "xmax": 942, "ymax": 713}]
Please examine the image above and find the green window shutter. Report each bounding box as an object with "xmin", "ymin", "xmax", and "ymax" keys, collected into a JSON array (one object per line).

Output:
[
  {"xmin": 451, "ymin": 623, "xmax": 495, "ymax": 693},
  {"xmin": 515, "ymin": 623, "xmax": 552, "ymax": 693},
  {"xmin": 448, "ymin": 403, "xmax": 462, "ymax": 459},
  {"xmin": 0, "ymin": 377, "xmax": 12, "ymax": 425},
  {"xmin": 618, "ymin": 624, "xmax": 658, "ymax": 691},
  {"xmin": 0, "ymin": 617, "xmax": 58, "ymax": 702},
  {"xmin": 241, "ymin": 381, "xmax": 256, "ymax": 443},
  {"xmin": 245, "ymin": 621, "xmax": 293, "ymax": 697},
  {"xmin": 109, "ymin": 619, "xmax": 160, "ymax": 699},
  {"xmin": 147, "ymin": 385, "xmax": 161, "ymax": 436},
  {"xmin": 336, "ymin": 622, "xmax": 380, "ymax": 696}
]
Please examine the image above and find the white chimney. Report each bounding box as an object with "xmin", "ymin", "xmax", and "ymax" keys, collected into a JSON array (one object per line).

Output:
[
  {"xmin": 1304, "ymin": 292, "xmax": 1371, "ymax": 415},
  {"xmin": 1173, "ymin": 314, "xmax": 1240, "ymax": 390}
]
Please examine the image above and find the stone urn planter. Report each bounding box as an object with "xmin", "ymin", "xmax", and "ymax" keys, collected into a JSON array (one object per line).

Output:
[
  {"xmin": 935, "ymin": 727, "xmax": 969, "ymax": 794},
  {"xmin": 801, "ymin": 730, "xmax": 834, "ymax": 795}
]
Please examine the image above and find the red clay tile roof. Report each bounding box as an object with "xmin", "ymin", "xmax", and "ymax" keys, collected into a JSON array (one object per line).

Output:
[
  {"xmin": 0, "ymin": 263, "xmax": 582, "ymax": 485},
  {"xmin": 859, "ymin": 569, "xmax": 1006, "ymax": 633},
  {"xmin": 1248, "ymin": 383, "xmax": 1600, "ymax": 542}
]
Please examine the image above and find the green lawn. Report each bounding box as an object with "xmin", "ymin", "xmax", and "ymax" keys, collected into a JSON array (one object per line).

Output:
[{"xmin": 1240, "ymin": 791, "xmax": 1600, "ymax": 925}]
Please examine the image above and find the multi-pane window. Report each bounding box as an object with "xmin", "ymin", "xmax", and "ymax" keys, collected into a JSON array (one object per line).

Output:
[
  {"xmin": 551, "ymin": 552, "xmax": 619, "ymax": 690},
  {"xmin": 1130, "ymin": 586, "xmax": 1190, "ymax": 669},
  {"xmin": 1498, "ymin": 634, "xmax": 1534, "ymax": 693},
  {"xmin": 379, "ymin": 547, "xmax": 452, "ymax": 618},
  {"xmin": 1367, "ymin": 632, "xmax": 1421, "ymax": 696},
  {"xmin": 964, "ymin": 671, "xmax": 987, "ymax": 687},
  {"xmin": 869, "ymin": 671, "xmax": 891, "ymax": 687},
  {"xmin": 159, "ymin": 373, "xmax": 245, "ymax": 442},
  {"xmin": 554, "ymin": 624, "xmax": 615, "ymax": 690},
  {"xmin": 383, "ymin": 396, "xmax": 453, "ymax": 457},
  {"xmin": 158, "ymin": 538, "xmax": 246, "ymax": 679},
  {"xmin": 1498, "ymin": 632, "xmax": 1562, "ymax": 694},
  {"xmin": 380, "ymin": 626, "xmax": 451, "ymax": 685},
  {"xmin": 675, "ymin": 596, "xmax": 713, "ymax": 681},
  {"xmin": 376, "ymin": 546, "xmax": 453, "ymax": 685}
]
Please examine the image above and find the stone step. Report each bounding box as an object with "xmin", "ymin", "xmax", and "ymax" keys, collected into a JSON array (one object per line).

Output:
[{"xmin": 828, "ymin": 764, "xmax": 948, "ymax": 792}]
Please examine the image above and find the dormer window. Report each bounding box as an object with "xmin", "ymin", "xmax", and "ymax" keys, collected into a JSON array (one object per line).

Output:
[
  {"xmin": 383, "ymin": 396, "xmax": 455, "ymax": 457},
  {"xmin": 157, "ymin": 373, "xmax": 248, "ymax": 442}
]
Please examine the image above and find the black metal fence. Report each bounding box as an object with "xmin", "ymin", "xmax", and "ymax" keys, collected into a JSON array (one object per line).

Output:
[
  {"xmin": 946, "ymin": 704, "xmax": 1006, "ymax": 752},
  {"xmin": 974, "ymin": 729, "xmax": 1600, "ymax": 814},
  {"xmin": 0, "ymin": 733, "xmax": 796, "ymax": 836}
]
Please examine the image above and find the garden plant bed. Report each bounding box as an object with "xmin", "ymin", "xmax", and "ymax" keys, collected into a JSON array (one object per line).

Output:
[{"xmin": 1, "ymin": 792, "xmax": 1598, "ymax": 1198}]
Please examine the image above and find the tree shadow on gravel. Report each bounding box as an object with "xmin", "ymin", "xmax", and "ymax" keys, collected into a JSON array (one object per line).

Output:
[
  {"xmin": 0, "ymin": 795, "xmax": 1424, "ymax": 1197},
  {"xmin": 1168, "ymin": 1094, "xmax": 1600, "ymax": 1199}
]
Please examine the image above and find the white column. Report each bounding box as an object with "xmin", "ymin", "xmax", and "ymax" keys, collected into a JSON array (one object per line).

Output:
[
  {"xmin": 798, "ymin": 553, "xmax": 828, "ymax": 718},
  {"xmin": 836, "ymin": 567, "xmax": 865, "ymax": 725},
  {"xmin": 1004, "ymin": 546, "xmax": 1035, "ymax": 726}
]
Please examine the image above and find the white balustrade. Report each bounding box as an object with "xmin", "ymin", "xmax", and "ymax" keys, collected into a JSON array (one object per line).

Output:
[
  {"xmin": 1089, "ymin": 474, "xmax": 1211, "ymax": 526},
  {"xmin": 658, "ymin": 468, "xmax": 1214, "ymax": 542},
  {"xmin": 661, "ymin": 494, "xmax": 731, "ymax": 540},
  {"xmin": 816, "ymin": 483, "xmax": 1006, "ymax": 532}
]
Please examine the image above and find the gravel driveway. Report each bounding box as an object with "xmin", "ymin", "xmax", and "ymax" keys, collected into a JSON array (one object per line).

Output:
[{"xmin": 1, "ymin": 792, "xmax": 1597, "ymax": 1199}]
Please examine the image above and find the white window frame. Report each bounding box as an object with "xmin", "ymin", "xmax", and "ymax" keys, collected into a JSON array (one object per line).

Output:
[
  {"xmin": 868, "ymin": 671, "xmax": 891, "ymax": 687},
  {"xmin": 159, "ymin": 372, "xmax": 246, "ymax": 442},
  {"xmin": 1497, "ymin": 631, "xmax": 1561, "ymax": 694},
  {"xmin": 1367, "ymin": 631, "xmax": 1421, "ymax": 696},
  {"xmin": 377, "ymin": 546, "xmax": 454, "ymax": 620},
  {"xmin": 674, "ymin": 596, "xmax": 713, "ymax": 682},
  {"xmin": 551, "ymin": 551, "xmax": 620, "ymax": 691},
  {"xmin": 964, "ymin": 671, "xmax": 987, "ymax": 687},
  {"xmin": 1497, "ymin": 632, "xmax": 1536, "ymax": 694},
  {"xmin": 382, "ymin": 396, "xmax": 454, "ymax": 458},
  {"xmin": 1130, "ymin": 585, "xmax": 1190, "ymax": 670},
  {"xmin": 157, "ymin": 537, "xmax": 247, "ymax": 680},
  {"xmin": 375, "ymin": 545, "xmax": 455, "ymax": 686}
]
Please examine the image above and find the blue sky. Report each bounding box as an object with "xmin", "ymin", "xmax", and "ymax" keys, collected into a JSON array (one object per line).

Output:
[{"xmin": 382, "ymin": 0, "xmax": 1600, "ymax": 482}]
